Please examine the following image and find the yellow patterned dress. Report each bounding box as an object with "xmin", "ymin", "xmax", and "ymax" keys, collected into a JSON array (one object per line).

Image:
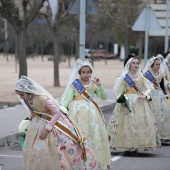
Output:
[
  {"xmin": 149, "ymin": 70, "xmax": 170, "ymax": 140},
  {"xmin": 107, "ymin": 74, "xmax": 160, "ymax": 151},
  {"xmin": 62, "ymin": 80, "xmax": 111, "ymax": 169}
]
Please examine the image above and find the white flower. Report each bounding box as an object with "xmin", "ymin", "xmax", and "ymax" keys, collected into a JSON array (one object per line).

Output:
[{"xmin": 18, "ymin": 119, "xmax": 31, "ymax": 133}]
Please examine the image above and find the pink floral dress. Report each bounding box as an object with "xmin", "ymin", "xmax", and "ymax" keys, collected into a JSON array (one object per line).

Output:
[{"xmin": 22, "ymin": 95, "xmax": 98, "ymax": 170}]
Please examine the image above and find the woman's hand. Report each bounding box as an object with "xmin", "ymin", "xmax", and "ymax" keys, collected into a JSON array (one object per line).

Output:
[
  {"xmin": 137, "ymin": 94, "xmax": 146, "ymax": 100},
  {"xmin": 39, "ymin": 128, "xmax": 50, "ymax": 140},
  {"xmin": 92, "ymin": 77, "xmax": 101, "ymax": 86}
]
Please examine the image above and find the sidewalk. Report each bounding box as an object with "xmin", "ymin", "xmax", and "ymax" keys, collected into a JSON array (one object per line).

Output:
[{"xmin": 0, "ymin": 99, "xmax": 115, "ymax": 147}]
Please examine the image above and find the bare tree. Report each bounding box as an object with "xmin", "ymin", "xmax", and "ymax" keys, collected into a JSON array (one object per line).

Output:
[
  {"xmin": 102, "ymin": 0, "xmax": 146, "ymax": 57},
  {"xmin": 0, "ymin": 0, "xmax": 46, "ymax": 78},
  {"xmin": 42, "ymin": 0, "xmax": 75, "ymax": 86}
]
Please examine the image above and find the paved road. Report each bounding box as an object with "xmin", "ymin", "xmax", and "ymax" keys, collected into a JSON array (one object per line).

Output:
[{"xmin": 1, "ymin": 106, "xmax": 170, "ymax": 170}]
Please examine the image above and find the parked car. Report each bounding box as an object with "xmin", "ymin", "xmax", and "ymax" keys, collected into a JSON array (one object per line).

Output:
[
  {"xmin": 104, "ymin": 52, "xmax": 117, "ymax": 59},
  {"xmin": 85, "ymin": 49, "xmax": 96, "ymax": 58},
  {"xmin": 94, "ymin": 49, "xmax": 117, "ymax": 59},
  {"xmin": 85, "ymin": 49, "xmax": 117, "ymax": 59},
  {"xmin": 92, "ymin": 49, "xmax": 107, "ymax": 58},
  {"xmin": 85, "ymin": 49, "xmax": 91, "ymax": 58}
]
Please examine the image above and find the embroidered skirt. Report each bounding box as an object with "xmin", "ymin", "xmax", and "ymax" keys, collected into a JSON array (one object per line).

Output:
[
  {"xmin": 150, "ymin": 89, "xmax": 170, "ymax": 140},
  {"xmin": 67, "ymin": 100, "xmax": 111, "ymax": 169},
  {"xmin": 107, "ymin": 94, "xmax": 161, "ymax": 151}
]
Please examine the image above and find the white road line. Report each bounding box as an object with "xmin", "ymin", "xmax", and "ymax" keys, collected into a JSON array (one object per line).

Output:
[
  {"xmin": 5, "ymin": 107, "xmax": 16, "ymax": 110},
  {"xmin": 0, "ymin": 155, "xmax": 22, "ymax": 158},
  {"xmin": 111, "ymin": 155, "xmax": 122, "ymax": 162}
]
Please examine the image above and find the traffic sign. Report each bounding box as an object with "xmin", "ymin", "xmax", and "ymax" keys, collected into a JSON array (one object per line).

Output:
[
  {"xmin": 69, "ymin": 0, "xmax": 98, "ymax": 15},
  {"xmin": 132, "ymin": 6, "xmax": 161, "ymax": 31},
  {"xmin": 132, "ymin": 5, "xmax": 161, "ymax": 67}
]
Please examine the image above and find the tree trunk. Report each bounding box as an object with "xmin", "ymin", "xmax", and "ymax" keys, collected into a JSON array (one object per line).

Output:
[
  {"xmin": 16, "ymin": 29, "xmax": 27, "ymax": 78},
  {"xmin": 41, "ymin": 40, "xmax": 44, "ymax": 61},
  {"xmin": 53, "ymin": 25, "xmax": 60, "ymax": 87},
  {"xmin": 124, "ymin": 28, "xmax": 128, "ymax": 58}
]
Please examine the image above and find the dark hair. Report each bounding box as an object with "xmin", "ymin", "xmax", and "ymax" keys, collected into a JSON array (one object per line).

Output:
[
  {"xmin": 151, "ymin": 58, "xmax": 159, "ymax": 68},
  {"xmin": 78, "ymin": 66, "xmax": 92, "ymax": 75},
  {"xmin": 130, "ymin": 57, "xmax": 139, "ymax": 63},
  {"xmin": 131, "ymin": 57, "xmax": 139, "ymax": 60}
]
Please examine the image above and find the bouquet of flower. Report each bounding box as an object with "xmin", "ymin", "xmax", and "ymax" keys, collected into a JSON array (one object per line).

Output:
[
  {"xmin": 18, "ymin": 117, "xmax": 31, "ymax": 148},
  {"xmin": 116, "ymin": 94, "xmax": 131, "ymax": 112}
]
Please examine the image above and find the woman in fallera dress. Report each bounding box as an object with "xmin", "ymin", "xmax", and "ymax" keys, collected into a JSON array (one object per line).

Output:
[
  {"xmin": 107, "ymin": 58, "xmax": 160, "ymax": 154},
  {"xmin": 144, "ymin": 56, "xmax": 170, "ymax": 141},
  {"xmin": 15, "ymin": 76, "xmax": 98, "ymax": 170},
  {"xmin": 163, "ymin": 53, "xmax": 170, "ymax": 92},
  {"xmin": 61, "ymin": 59, "xmax": 111, "ymax": 169}
]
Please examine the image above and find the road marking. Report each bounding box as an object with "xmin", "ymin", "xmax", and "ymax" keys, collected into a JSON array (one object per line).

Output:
[
  {"xmin": 0, "ymin": 155, "xmax": 22, "ymax": 158},
  {"xmin": 5, "ymin": 107, "xmax": 16, "ymax": 110},
  {"xmin": 111, "ymin": 155, "xmax": 122, "ymax": 162}
]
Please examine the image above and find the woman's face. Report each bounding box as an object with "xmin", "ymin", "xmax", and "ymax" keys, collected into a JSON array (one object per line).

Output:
[
  {"xmin": 16, "ymin": 91, "xmax": 30, "ymax": 100},
  {"xmin": 79, "ymin": 66, "xmax": 91, "ymax": 82},
  {"xmin": 130, "ymin": 59, "xmax": 139, "ymax": 71},
  {"xmin": 152, "ymin": 59, "xmax": 160, "ymax": 71}
]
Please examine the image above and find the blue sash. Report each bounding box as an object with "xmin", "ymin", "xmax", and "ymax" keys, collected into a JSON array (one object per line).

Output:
[
  {"xmin": 72, "ymin": 79, "xmax": 106, "ymax": 124},
  {"xmin": 72, "ymin": 79, "xmax": 85, "ymax": 93},
  {"xmin": 144, "ymin": 70, "xmax": 156, "ymax": 83},
  {"xmin": 144, "ymin": 70, "xmax": 160, "ymax": 89},
  {"xmin": 24, "ymin": 99, "xmax": 33, "ymax": 112},
  {"xmin": 166, "ymin": 62, "xmax": 170, "ymax": 70},
  {"xmin": 124, "ymin": 74, "xmax": 142, "ymax": 95},
  {"xmin": 124, "ymin": 74, "xmax": 135, "ymax": 87}
]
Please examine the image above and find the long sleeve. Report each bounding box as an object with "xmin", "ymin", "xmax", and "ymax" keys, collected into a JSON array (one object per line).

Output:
[
  {"xmin": 62, "ymin": 86, "xmax": 75, "ymax": 108},
  {"xmin": 95, "ymin": 85, "xmax": 107, "ymax": 100},
  {"xmin": 45, "ymin": 99, "xmax": 62, "ymax": 131},
  {"xmin": 114, "ymin": 77, "xmax": 126, "ymax": 96},
  {"xmin": 160, "ymin": 78, "xmax": 167, "ymax": 95}
]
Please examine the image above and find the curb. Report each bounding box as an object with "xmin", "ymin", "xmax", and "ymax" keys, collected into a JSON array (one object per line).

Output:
[
  {"xmin": 0, "ymin": 101, "xmax": 115, "ymax": 147},
  {"xmin": 0, "ymin": 133, "xmax": 20, "ymax": 147}
]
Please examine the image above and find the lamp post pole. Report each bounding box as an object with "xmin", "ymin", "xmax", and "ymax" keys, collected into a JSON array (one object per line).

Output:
[
  {"xmin": 165, "ymin": 0, "xmax": 170, "ymax": 52},
  {"xmin": 79, "ymin": 0, "xmax": 86, "ymax": 59}
]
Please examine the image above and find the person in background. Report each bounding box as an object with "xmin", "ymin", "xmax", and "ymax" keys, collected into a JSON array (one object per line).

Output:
[
  {"xmin": 60, "ymin": 59, "xmax": 111, "ymax": 169},
  {"xmin": 15, "ymin": 76, "xmax": 98, "ymax": 170},
  {"xmin": 108, "ymin": 57, "xmax": 160, "ymax": 155},
  {"xmin": 163, "ymin": 47, "xmax": 170, "ymax": 59},
  {"xmin": 163, "ymin": 53, "xmax": 170, "ymax": 82},
  {"xmin": 144, "ymin": 56, "xmax": 170, "ymax": 142},
  {"xmin": 124, "ymin": 45, "xmax": 139, "ymax": 67},
  {"xmin": 163, "ymin": 54, "xmax": 170, "ymax": 101}
]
